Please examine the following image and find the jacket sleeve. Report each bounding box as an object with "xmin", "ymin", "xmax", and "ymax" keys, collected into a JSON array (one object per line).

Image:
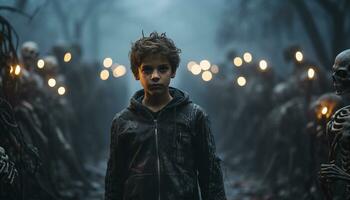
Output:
[
  {"xmin": 105, "ymin": 117, "xmax": 124, "ymax": 200},
  {"xmin": 194, "ymin": 109, "xmax": 227, "ymax": 200}
]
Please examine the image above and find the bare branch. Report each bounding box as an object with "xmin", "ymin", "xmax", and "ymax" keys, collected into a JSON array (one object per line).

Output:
[
  {"xmin": 51, "ymin": 0, "xmax": 71, "ymax": 40},
  {"xmin": 0, "ymin": 6, "xmax": 32, "ymax": 19},
  {"xmin": 317, "ymin": 0, "xmax": 338, "ymax": 14},
  {"xmin": 290, "ymin": 0, "xmax": 331, "ymax": 69}
]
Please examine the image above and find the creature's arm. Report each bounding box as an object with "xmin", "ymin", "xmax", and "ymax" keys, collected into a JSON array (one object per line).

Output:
[
  {"xmin": 0, "ymin": 146, "xmax": 18, "ymax": 185},
  {"xmin": 194, "ymin": 110, "xmax": 227, "ymax": 200},
  {"xmin": 320, "ymin": 160, "xmax": 350, "ymax": 183}
]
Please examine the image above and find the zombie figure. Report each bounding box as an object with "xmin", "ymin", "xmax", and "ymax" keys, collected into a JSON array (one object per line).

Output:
[
  {"xmin": 19, "ymin": 41, "xmax": 44, "ymax": 98},
  {"xmin": 105, "ymin": 32, "xmax": 227, "ymax": 200},
  {"xmin": 20, "ymin": 41, "xmax": 39, "ymax": 70},
  {"xmin": 305, "ymin": 93, "xmax": 343, "ymax": 199},
  {"xmin": 320, "ymin": 49, "xmax": 350, "ymax": 200},
  {"xmin": 0, "ymin": 14, "xmax": 45, "ymax": 200},
  {"xmin": 308, "ymin": 93, "xmax": 344, "ymax": 166}
]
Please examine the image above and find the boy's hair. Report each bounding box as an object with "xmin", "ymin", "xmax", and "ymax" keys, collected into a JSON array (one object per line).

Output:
[{"xmin": 129, "ymin": 32, "xmax": 181, "ymax": 79}]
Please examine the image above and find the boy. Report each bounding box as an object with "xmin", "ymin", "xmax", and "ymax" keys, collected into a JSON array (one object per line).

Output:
[{"xmin": 105, "ymin": 32, "xmax": 227, "ymax": 200}]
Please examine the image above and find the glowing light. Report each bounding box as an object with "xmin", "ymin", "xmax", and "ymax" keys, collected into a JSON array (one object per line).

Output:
[
  {"xmin": 14, "ymin": 65, "xmax": 21, "ymax": 75},
  {"xmin": 200, "ymin": 60, "xmax": 211, "ymax": 70},
  {"xmin": 100, "ymin": 69, "xmax": 109, "ymax": 80},
  {"xmin": 191, "ymin": 64, "xmax": 201, "ymax": 75},
  {"xmin": 243, "ymin": 52, "xmax": 252, "ymax": 63},
  {"xmin": 103, "ymin": 57, "xmax": 113, "ymax": 68},
  {"xmin": 233, "ymin": 57, "xmax": 243, "ymax": 67},
  {"xmin": 37, "ymin": 59, "xmax": 45, "ymax": 69},
  {"xmin": 321, "ymin": 106, "xmax": 328, "ymax": 115},
  {"xmin": 295, "ymin": 51, "xmax": 303, "ymax": 62},
  {"xmin": 10, "ymin": 66, "xmax": 13, "ymax": 74},
  {"xmin": 259, "ymin": 60, "xmax": 268, "ymax": 70},
  {"xmin": 210, "ymin": 65, "xmax": 219, "ymax": 74},
  {"xmin": 113, "ymin": 65, "xmax": 126, "ymax": 77},
  {"xmin": 58, "ymin": 87, "xmax": 66, "ymax": 95},
  {"xmin": 308, "ymin": 68, "xmax": 315, "ymax": 79},
  {"xmin": 237, "ymin": 76, "xmax": 247, "ymax": 86},
  {"xmin": 48, "ymin": 78, "xmax": 56, "ymax": 87},
  {"xmin": 187, "ymin": 61, "xmax": 197, "ymax": 71},
  {"xmin": 202, "ymin": 71, "xmax": 212, "ymax": 81},
  {"xmin": 64, "ymin": 52, "xmax": 72, "ymax": 62}
]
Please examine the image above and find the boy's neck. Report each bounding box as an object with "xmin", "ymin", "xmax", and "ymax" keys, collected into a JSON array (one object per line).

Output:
[{"xmin": 142, "ymin": 88, "xmax": 173, "ymax": 113}]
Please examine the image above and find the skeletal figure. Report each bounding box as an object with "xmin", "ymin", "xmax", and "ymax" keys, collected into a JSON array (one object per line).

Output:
[
  {"xmin": 0, "ymin": 146, "xmax": 17, "ymax": 185},
  {"xmin": 20, "ymin": 41, "xmax": 39, "ymax": 70},
  {"xmin": 320, "ymin": 49, "xmax": 350, "ymax": 199}
]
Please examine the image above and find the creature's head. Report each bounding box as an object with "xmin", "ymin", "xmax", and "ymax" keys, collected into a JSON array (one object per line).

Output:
[
  {"xmin": 20, "ymin": 41, "xmax": 39, "ymax": 69},
  {"xmin": 310, "ymin": 93, "xmax": 343, "ymax": 120},
  {"xmin": 333, "ymin": 49, "xmax": 350, "ymax": 95}
]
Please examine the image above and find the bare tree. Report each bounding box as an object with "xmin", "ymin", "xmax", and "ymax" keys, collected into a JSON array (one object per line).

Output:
[
  {"xmin": 50, "ymin": 0, "xmax": 115, "ymax": 45},
  {"xmin": 218, "ymin": 0, "xmax": 350, "ymax": 70}
]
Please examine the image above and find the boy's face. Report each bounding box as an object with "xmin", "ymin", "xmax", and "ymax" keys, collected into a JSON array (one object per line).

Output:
[{"xmin": 138, "ymin": 54, "xmax": 175, "ymax": 96}]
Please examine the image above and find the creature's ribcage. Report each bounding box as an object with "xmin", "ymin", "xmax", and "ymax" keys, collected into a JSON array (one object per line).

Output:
[{"xmin": 328, "ymin": 105, "xmax": 350, "ymax": 172}]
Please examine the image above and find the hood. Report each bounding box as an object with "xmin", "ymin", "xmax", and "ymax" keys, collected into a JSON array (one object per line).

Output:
[{"xmin": 129, "ymin": 87, "xmax": 191, "ymax": 113}]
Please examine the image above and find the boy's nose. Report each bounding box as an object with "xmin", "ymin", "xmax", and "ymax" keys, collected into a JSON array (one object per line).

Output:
[{"xmin": 151, "ymin": 70, "xmax": 160, "ymax": 80}]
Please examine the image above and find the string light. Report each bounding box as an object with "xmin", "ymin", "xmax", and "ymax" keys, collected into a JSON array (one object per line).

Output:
[
  {"xmin": 233, "ymin": 57, "xmax": 243, "ymax": 67},
  {"xmin": 14, "ymin": 65, "xmax": 21, "ymax": 75},
  {"xmin": 243, "ymin": 52, "xmax": 252, "ymax": 63},
  {"xmin": 295, "ymin": 51, "xmax": 303, "ymax": 62},
  {"xmin": 100, "ymin": 69, "xmax": 110, "ymax": 80},
  {"xmin": 200, "ymin": 60, "xmax": 211, "ymax": 70},
  {"xmin": 103, "ymin": 57, "xmax": 113, "ymax": 68},
  {"xmin": 191, "ymin": 64, "xmax": 201, "ymax": 75},
  {"xmin": 113, "ymin": 65, "xmax": 126, "ymax": 77},
  {"xmin": 202, "ymin": 71, "xmax": 213, "ymax": 81},
  {"xmin": 259, "ymin": 60, "xmax": 268, "ymax": 71},
  {"xmin": 64, "ymin": 52, "xmax": 72, "ymax": 62},
  {"xmin": 58, "ymin": 87, "xmax": 66, "ymax": 95},
  {"xmin": 210, "ymin": 65, "xmax": 219, "ymax": 74},
  {"xmin": 308, "ymin": 68, "xmax": 315, "ymax": 79},
  {"xmin": 48, "ymin": 78, "xmax": 56, "ymax": 87},
  {"xmin": 237, "ymin": 76, "xmax": 247, "ymax": 86},
  {"xmin": 37, "ymin": 59, "xmax": 45, "ymax": 69},
  {"xmin": 187, "ymin": 61, "xmax": 196, "ymax": 71}
]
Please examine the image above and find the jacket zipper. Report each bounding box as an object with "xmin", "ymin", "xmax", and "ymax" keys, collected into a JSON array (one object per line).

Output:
[{"xmin": 154, "ymin": 119, "xmax": 161, "ymax": 200}]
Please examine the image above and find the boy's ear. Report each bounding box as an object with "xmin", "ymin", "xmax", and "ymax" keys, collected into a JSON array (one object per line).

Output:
[
  {"xmin": 171, "ymin": 71, "xmax": 176, "ymax": 78},
  {"xmin": 135, "ymin": 68, "xmax": 140, "ymax": 80},
  {"xmin": 135, "ymin": 73, "xmax": 140, "ymax": 80}
]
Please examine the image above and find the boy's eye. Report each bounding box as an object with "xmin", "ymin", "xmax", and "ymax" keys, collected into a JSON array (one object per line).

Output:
[
  {"xmin": 158, "ymin": 65, "xmax": 169, "ymax": 73},
  {"xmin": 142, "ymin": 66, "xmax": 153, "ymax": 74}
]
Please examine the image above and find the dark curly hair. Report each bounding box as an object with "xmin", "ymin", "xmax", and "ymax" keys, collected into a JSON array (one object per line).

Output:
[{"xmin": 129, "ymin": 32, "xmax": 181, "ymax": 79}]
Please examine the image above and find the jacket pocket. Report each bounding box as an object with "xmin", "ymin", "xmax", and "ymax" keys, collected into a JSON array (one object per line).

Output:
[
  {"xmin": 123, "ymin": 174, "xmax": 157, "ymax": 200},
  {"xmin": 161, "ymin": 173, "xmax": 198, "ymax": 200}
]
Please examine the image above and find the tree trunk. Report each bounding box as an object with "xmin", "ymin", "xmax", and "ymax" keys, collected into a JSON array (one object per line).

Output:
[{"xmin": 290, "ymin": 0, "xmax": 331, "ymax": 70}]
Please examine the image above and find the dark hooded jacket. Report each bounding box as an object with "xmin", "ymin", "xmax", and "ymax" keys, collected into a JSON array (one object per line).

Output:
[{"xmin": 105, "ymin": 87, "xmax": 226, "ymax": 200}]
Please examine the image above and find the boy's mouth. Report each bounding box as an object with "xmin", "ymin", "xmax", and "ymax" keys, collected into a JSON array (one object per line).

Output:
[{"xmin": 150, "ymin": 84, "xmax": 163, "ymax": 89}]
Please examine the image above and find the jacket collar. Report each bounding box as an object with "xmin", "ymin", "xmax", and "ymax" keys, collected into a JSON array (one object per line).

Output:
[{"xmin": 128, "ymin": 87, "xmax": 191, "ymax": 118}]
